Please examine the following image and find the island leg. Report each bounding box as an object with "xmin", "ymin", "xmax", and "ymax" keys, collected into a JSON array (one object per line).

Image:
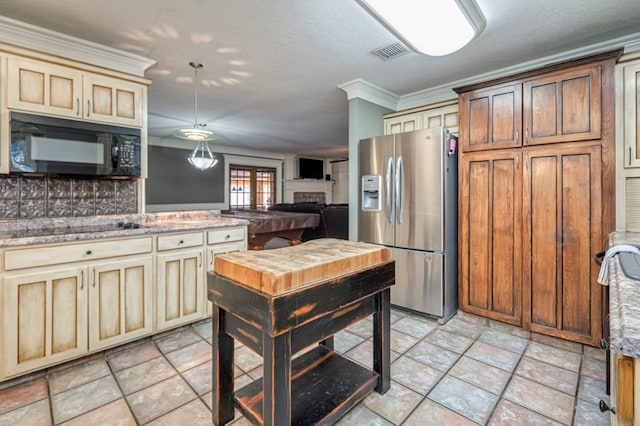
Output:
[
  {"xmin": 263, "ymin": 332, "xmax": 292, "ymax": 425},
  {"xmin": 212, "ymin": 306, "xmax": 235, "ymax": 425},
  {"xmin": 373, "ymin": 288, "xmax": 391, "ymax": 394}
]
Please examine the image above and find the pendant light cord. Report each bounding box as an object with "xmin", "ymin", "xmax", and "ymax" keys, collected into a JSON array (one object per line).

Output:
[{"xmin": 190, "ymin": 61, "xmax": 203, "ymax": 129}]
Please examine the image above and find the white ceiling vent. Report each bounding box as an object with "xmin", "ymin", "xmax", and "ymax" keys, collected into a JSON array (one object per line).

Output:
[{"xmin": 371, "ymin": 42, "xmax": 409, "ymax": 60}]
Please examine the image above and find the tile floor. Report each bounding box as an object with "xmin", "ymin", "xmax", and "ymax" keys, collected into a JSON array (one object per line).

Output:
[{"xmin": 0, "ymin": 309, "xmax": 610, "ymax": 425}]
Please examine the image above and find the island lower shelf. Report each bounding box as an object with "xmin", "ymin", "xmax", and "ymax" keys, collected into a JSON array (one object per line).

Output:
[{"xmin": 235, "ymin": 345, "xmax": 378, "ymax": 426}]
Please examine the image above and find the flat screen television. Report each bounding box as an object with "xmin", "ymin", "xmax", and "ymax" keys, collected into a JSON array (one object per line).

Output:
[{"xmin": 298, "ymin": 157, "xmax": 324, "ymax": 179}]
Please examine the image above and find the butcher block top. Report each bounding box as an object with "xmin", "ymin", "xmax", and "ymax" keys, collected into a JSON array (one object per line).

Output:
[{"xmin": 213, "ymin": 238, "xmax": 390, "ymax": 294}]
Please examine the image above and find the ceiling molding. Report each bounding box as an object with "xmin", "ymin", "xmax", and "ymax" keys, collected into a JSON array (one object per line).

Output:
[
  {"xmin": 337, "ymin": 78, "xmax": 399, "ymax": 110},
  {"xmin": 0, "ymin": 15, "xmax": 155, "ymax": 76},
  {"xmin": 361, "ymin": 31, "xmax": 640, "ymax": 112}
]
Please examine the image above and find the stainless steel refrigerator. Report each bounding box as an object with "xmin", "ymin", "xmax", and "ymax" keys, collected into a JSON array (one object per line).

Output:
[{"xmin": 358, "ymin": 127, "xmax": 457, "ymax": 323}]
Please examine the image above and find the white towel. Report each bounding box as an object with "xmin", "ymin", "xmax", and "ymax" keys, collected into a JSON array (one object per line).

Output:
[{"xmin": 597, "ymin": 244, "xmax": 640, "ymax": 285}]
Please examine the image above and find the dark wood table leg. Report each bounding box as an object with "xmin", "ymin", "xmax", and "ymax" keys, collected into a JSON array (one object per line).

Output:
[
  {"xmin": 320, "ymin": 336, "xmax": 334, "ymax": 350},
  {"xmin": 373, "ymin": 288, "xmax": 391, "ymax": 394},
  {"xmin": 262, "ymin": 332, "xmax": 292, "ymax": 426},
  {"xmin": 212, "ymin": 306, "xmax": 235, "ymax": 426}
]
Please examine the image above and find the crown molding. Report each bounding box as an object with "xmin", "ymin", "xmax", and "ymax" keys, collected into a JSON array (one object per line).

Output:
[
  {"xmin": 338, "ymin": 78, "xmax": 399, "ymax": 110},
  {"xmin": 0, "ymin": 15, "xmax": 155, "ymax": 76},
  {"xmin": 351, "ymin": 31, "xmax": 640, "ymax": 112}
]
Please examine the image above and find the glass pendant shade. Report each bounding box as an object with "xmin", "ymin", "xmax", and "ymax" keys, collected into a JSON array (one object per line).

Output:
[{"xmin": 175, "ymin": 62, "xmax": 218, "ymax": 169}]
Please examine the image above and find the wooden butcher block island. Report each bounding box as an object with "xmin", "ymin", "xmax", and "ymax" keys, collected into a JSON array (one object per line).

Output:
[{"xmin": 208, "ymin": 239, "xmax": 395, "ymax": 426}]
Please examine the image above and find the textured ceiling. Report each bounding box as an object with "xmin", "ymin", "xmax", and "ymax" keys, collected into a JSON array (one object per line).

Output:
[{"xmin": 0, "ymin": 0, "xmax": 640, "ymax": 157}]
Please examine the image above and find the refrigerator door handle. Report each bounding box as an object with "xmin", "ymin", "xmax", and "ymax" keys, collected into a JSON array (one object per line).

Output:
[
  {"xmin": 386, "ymin": 156, "xmax": 394, "ymax": 224},
  {"xmin": 396, "ymin": 155, "xmax": 404, "ymax": 224}
]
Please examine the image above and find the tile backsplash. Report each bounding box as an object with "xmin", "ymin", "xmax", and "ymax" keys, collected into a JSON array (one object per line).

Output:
[{"xmin": 0, "ymin": 176, "xmax": 138, "ymax": 219}]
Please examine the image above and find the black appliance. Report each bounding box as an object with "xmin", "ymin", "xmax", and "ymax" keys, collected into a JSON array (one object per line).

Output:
[{"xmin": 10, "ymin": 112, "xmax": 141, "ymax": 177}]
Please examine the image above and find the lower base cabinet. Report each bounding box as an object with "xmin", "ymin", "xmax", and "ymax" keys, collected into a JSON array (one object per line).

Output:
[
  {"xmin": 155, "ymin": 248, "xmax": 205, "ymax": 331},
  {"xmin": 2, "ymin": 266, "xmax": 87, "ymax": 377},
  {"xmin": 609, "ymin": 352, "xmax": 639, "ymax": 426},
  {"xmin": 89, "ymin": 256, "xmax": 153, "ymax": 351}
]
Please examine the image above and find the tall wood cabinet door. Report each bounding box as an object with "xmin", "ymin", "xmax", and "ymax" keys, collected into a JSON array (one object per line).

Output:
[
  {"xmin": 83, "ymin": 74, "xmax": 144, "ymax": 127},
  {"xmin": 459, "ymin": 150, "xmax": 522, "ymax": 325},
  {"xmin": 156, "ymin": 249, "xmax": 205, "ymax": 331},
  {"xmin": 459, "ymin": 83, "xmax": 522, "ymax": 152},
  {"xmin": 7, "ymin": 57, "xmax": 83, "ymax": 119},
  {"xmin": 88, "ymin": 256, "xmax": 153, "ymax": 351},
  {"xmin": 2, "ymin": 268, "xmax": 87, "ymax": 377},
  {"xmin": 523, "ymin": 65, "xmax": 601, "ymax": 146},
  {"xmin": 522, "ymin": 144, "xmax": 603, "ymax": 345}
]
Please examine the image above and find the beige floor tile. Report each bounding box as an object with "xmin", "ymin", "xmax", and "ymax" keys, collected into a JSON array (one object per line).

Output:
[
  {"xmin": 389, "ymin": 329, "xmax": 419, "ymax": 353},
  {"xmin": 515, "ymin": 356, "xmax": 578, "ymax": 395},
  {"xmin": 404, "ymin": 398, "xmax": 476, "ymax": 426},
  {"xmin": 580, "ymin": 356, "xmax": 606, "ymax": 382},
  {"xmin": 390, "ymin": 355, "xmax": 443, "ymax": 395},
  {"xmin": 106, "ymin": 342, "xmax": 162, "ymax": 372},
  {"xmin": 115, "ymin": 356, "xmax": 178, "ymax": 395},
  {"xmin": 146, "ymin": 399, "xmax": 213, "ymax": 426},
  {"xmin": 182, "ymin": 361, "xmax": 213, "ymax": 396},
  {"xmin": 0, "ymin": 378, "xmax": 48, "ymax": 415},
  {"xmin": 154, "ymin": 328, "xmax": 203, "ymax": 354},
  {"xmin": 344, "ymin": 339, "xmax": 400, "ymax": 370},
  {"xmin": 428, "ymin": 376, "xmax": 499, "ymax": 424},
  {"xmin": 165, "ymin": 340, "xmax": 212, "ymax": 372},
  {"xmin": 478, "ymin": 328, "xmax": 529, "ymax": 354},
  {"xmin": 424, "ymin": 329, "xmax": 474, "ymax": 354},
  {"xmin": 405, "ymin": 341, "xmax": 460, "ymax": 372},
  {"xmin": 441, "ymin": 316, "xmax": 485, "ymax": 339},
  {"xmin": 465, "ymin": 341, "xmax": 521, "ymax": 372},
  {"xmin": 51, "ymin": 375, "xmax": 122, "ymax": 424},
  {"xmin": 48, "ymin": 359, "xmax": 111, "ymax": 395},
  {"xmin": 344, "ymin": 317, "xmax": 374, "ymax": 339},
  {"xmin": 390, "ymin": 316, "xmax": 437, "ymax": 339},
  {"xmin": 234, "ymin": 345, "xmax": 264, "ymax": 373},
  {"xmin": 488, "ymin": 399, "xmax": 563, "ymax": 425},
  {"xmin": 0, "ymin": 399, "xmax": 51, "ymax": 426},
  {"xmin": 583, "ymin": 345, "xmax": 606, "ymax": 361},
  {"xmin": 524, "ymin": 342, "xmax": 582, "ymax": 373},
  {"xmin": 127, "ymin": 375, "xmax": 197, "ymax": 424},
  {"xmin": 192, "ymin": 319, "xmax": 213, "ymax": 340},
  {"xmin": 449, "ymin": 356, "xmax": 511, "ymax": 395},
  {"xmin": 363, "ymin": 380, "xmax": 422, "ymax": 425},
  {"xmin": 577, "ymin": 376, "xmax": 608, "ymax": 405},
  {"xmin": 503, "ymin": 376, "xmax": 575, "ymax": 424},
  {"xmin": 531, "ymin": 332, "xmax": 583, "ymax": 353},
  {"xmin": 335, "ymin": 404, "xmax": 393, "ymax": 425},
  {"xmin": 60, "ymin": 398, "xmax": 136, "ymax": 426}
]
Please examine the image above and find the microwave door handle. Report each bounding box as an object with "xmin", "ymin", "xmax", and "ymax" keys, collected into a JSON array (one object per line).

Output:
[
  {"xmin": 396, "ymin": 156, "xmax": 404, "ymax": 224},
  {"xmin": 386, "ymin": 156, "xmax": 394, "ymax": 224}
]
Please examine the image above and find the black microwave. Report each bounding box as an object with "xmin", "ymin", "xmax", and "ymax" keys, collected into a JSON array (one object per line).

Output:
[{"xmin": 10, "ymin": 112, "xmax": 141, "ymax": 177}]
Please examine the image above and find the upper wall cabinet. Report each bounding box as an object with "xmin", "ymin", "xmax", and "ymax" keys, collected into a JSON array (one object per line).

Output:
[
  {"xmin": 459, "ymin": 83, "xmax": 523, "ymax": 152},
  {"xmin": 523, "ymin": 65, "xmax": 601, "ymax": 146},
  {"xmin": 7, "ymin": 56, "xmax": 145, "ymax": 128},
  {"xmin": 384, "ymin": 101, "xmax": 459, "ymax": 136},
  {"xmin": 7, "ymin": 57, "xmax": 84, "ymax": 119},
  {"xmin": 622, "ymin": 60, "xmax": 640, "ymax": 168}
]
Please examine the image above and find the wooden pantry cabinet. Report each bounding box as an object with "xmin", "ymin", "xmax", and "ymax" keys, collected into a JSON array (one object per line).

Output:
[
  {"xmin": 7, "ymin": 56, "xmax": 145, "ymax": 127},
  {"xmin": 456, "ymin": 50, "xmax": 618, "ymax": 345}
]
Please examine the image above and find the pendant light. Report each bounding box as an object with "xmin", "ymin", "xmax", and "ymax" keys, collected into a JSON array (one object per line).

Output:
[{"xmin": 174, "ymin": 62, "xmax": 218, "ymax": 170}]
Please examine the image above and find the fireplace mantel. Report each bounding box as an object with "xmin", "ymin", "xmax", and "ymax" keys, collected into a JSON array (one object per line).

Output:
[{"xmin": 283, "ymin": 179, "xmax": 333, "ymax": 204}]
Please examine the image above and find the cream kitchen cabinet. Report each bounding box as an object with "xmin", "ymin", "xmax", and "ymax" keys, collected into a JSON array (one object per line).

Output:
[
  {"xmin": 88, "ymin": 255, "xmax": 153, "ymax": 351},
  {"xmin": 384, "ymin": 100, "xmax": 459, "ymax": 136},
  {"xmin": 205, "ymin": 226, "xmax": 248, "ymax": 315},
  {"xmin": 622, "ymin": 60, "xmax": 640, "ymax": 168},
  {"xmin": 155, "ymin": 232, "xmax": 205, "ymax": 331},
  {"xmin": 1, "ymin": 236, "xmax": 153, "ymax": 380},
  {"xmin": 7, "ymin": 56, "xmax": 145, "ymax": 127},
  {"xmin": 2, "ymin": 266, "xmax": 87, "ymax": 378}
]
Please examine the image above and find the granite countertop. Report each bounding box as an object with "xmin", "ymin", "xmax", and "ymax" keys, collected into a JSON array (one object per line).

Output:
[
  {"xmin": 606, "ymin": 231, "xmax": 640, "ymax": 358},
  {"xmin": 0, "ymin": 210, "xmax": 249, "ymax": 248}
]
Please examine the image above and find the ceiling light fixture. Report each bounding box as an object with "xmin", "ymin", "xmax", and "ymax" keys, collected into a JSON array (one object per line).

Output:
[
  {"xmin": 174, "ymin": 61, "xmax": 218, "ymax": 170},
  {"xmin": 357, "ymin": 0, "xmax": 486, "ymax": 56}
]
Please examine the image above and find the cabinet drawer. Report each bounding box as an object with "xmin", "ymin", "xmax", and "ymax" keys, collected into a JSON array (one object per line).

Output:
[
  {"xmin": 207, "ymin": 227, "xmax": 246, "ymax": 245},
  {"xmin": 157, "ymin": 232, "xmax": 204, "ymax": 251},
  {"xmin": 4, "ymin": 237, "xmax": 152, "ymax": 271}
]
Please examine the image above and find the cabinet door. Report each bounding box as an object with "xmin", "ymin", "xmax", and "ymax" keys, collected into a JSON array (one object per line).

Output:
[
  {"xmin": 7, "ymin": 57, "xmax": 83, "ymax": 119},
  {"xmin": 421, "ymin": 104, "xmax": 459, "ymax": 135},
  {"xmin": 459, "ymin": 150, "xmax": 522, "ymax": 325},
  {"xmin": 2, "ymin": 267, "xmax": 87, "ymax": 377},
  {"xmin": 522, "ymin": 144, "xmax": 602, "ymax": 345},
  {"xmin": 83, "ymin": 74, "xmax": 144, "ymax": 127},
  {"xmin": 459, "ymin": 83, "xmax": 522, "ymax": 152},
  {"xmin": 156, "ymin": 249, "xmax": 205, "ymax": 331},
  {"xmin": 623, "ymin": 61, "xmax": 640, "ymax": 168},
  {"xmin": 523, "ymin": 65, "xmax": 601, "ymax": 146},
  {"xmin": 205, "ymin": 241, "xmax": 246, "ymax": 316},
  {"xmin": 384, "ymin": 112, "xmax": 422, "ymax": 135},
  {"xmin": 88, "ymin": 256, "xmax": 153, "ymax": 351}
]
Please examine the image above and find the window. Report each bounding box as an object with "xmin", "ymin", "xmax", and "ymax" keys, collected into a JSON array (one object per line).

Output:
[{"xmin": 229, "ymin": 165, "xmax": 276, "ymax": 210}]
